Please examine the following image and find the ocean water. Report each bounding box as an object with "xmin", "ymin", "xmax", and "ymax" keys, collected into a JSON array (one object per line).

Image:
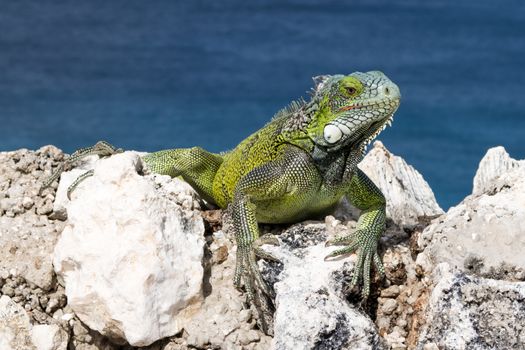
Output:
[{"xmin": 1, "ymin": 0, "xmax": 524, "ymax": 209}]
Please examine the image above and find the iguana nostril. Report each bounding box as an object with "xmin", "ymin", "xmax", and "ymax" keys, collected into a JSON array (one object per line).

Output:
[{"xmin": 381, "ymin": 82, "xmax": 401, "ymax": 100}]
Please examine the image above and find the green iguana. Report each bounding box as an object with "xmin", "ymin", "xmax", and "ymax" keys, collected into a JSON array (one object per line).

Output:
[{"xmin": 42, "ymin": 71, "xmax": 401, "ymax": 333}]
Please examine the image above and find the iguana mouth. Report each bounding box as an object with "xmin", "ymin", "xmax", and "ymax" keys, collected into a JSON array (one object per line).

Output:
[
  {"xmin": 358, "ymin": 113, "xmax": 395, "ymax": 147},
  {"xmin": 322, "ymin": 97, "xmax": 398, "ymax": 153}
]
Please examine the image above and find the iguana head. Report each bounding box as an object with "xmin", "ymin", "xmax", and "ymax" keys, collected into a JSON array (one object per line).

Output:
[{"xmin": 306, "ymin": 71, "xmax": 400, "ymax": 152}]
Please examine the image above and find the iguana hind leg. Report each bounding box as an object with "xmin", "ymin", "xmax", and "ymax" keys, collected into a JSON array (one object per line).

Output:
[{"xmin": 143, "ymin": 147, "xmax": 223, "ymax": 205}]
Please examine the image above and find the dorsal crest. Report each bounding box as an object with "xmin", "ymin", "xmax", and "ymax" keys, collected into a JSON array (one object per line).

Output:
[{"xmin": 271, "ymin": 97, "xmax": 307, "ymax": 121}]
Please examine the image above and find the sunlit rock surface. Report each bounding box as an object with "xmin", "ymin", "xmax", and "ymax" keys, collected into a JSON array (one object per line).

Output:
[{"xmin": 53, "ymin": 152, "xmax": 205, "ymax": 346}]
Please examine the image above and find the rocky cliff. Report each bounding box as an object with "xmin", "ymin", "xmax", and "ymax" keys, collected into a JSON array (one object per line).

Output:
[{"xmin": 0, "ymin": 142, "xmax": 523, "ymax": 350}]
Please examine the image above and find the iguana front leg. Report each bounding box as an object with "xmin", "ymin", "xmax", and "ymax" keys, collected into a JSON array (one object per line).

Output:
[
  {"xmin": 326, "ymin": 168, "xmax": 386, "ymax": 298},
  {"xmin": 143, "ymin": 147, "xmax": 223, "ymax": 205}
]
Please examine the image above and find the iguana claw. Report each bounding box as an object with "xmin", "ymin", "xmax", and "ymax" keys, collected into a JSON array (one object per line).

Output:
[{"xmin": 234, "ymin": 244, "xmax": 276, "ymax": 334}]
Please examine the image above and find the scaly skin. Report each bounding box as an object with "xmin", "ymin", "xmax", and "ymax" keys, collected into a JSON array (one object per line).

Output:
[{"xmin": 42, "ymin": 71, "xmax": 401, "ymax": 334}]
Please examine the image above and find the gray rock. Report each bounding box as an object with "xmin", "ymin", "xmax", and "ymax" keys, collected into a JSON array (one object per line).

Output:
[
  {"xmin": 31, "ymin": 324, "xmax": 69, "ymax": 350},
  {"xmin": 0, "ymin": 295, "xmax": 35, "ymax": 349},
  {"xmin": 380, "ymin": 285, "xmax": 400, "ymax": 298},
  {"xmin": 417, "ymin": 264, "xmax": 525, "ymax": 349},
  {"xmin": 261, "ymin": 223, "xmax": 386, "ymax": 350},
  {"xmin": 4, "ymin": 142, "xmax": 525, "ymax": 350},
  {"xmin": 52, "ymin": 155, "xmax": 99, "ymax": 220}
]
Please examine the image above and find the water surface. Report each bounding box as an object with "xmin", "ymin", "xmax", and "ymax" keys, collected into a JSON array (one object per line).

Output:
[{"xmin": 1, "ymin": 0, "xmax": 524, "ymax": 209}]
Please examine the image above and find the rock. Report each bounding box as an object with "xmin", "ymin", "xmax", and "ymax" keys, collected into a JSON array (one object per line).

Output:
[
  {"xmin": 0, "ymin": 295, "xmax": 35, "ymax": 349},
  {"xmin": 69, "ymin": 318, "xmax": 118, "ymax": 350},
  {"xmin": 52, "ymin": 155, "xmax": 98, "ymax": 221},
  {"xmin": 358, "ymin": 141, "xmax": 444, "ymax": 227},
  {"xmin": 53, "ymin": 152, "xmax": 205, "ymax": 346},
  {"xmin": 375, "ymin": 244, "xmax": 427, "ymax": 350},
  {"xmin": 31, "ymin": 325, "xmax": 69, "ymax": 350},
  {"xmin": 261, "ymin": 222, "xmax": 386, "ymax": 350},
  {"xmin": 2, "ymin": 285, "xmax": 15, "ymax": 297},
  {"xmin": 381, "ymin": 298, "xmax": 398, "ymax": 315},
  {"xmin": 473, "ymin": 146, "xmax": 525, "ymax": 196},
  {"xmin": 4, "ymin": 142, "xmax": 525, "ymax": 350},
  {"xmin": 181, "ymin": 227, "xmax": 272, "ymax": 349},
  {"xmin": 417, "ymin": 147, "xmax": 525, "ymax": 279},
  {"xmin": 417, "ymin": 264, "xmax": 525, "ymax": 349},
  {"xmin": 0, "ymin": 295, "xmax": 69, "ymax": 350},
  {"xmin": 380, "ymin": 285, "xmax": 400, "ymax": 298},
  {"xmin": 0, "ymin": 147, "xmax": 66, "ymax": 291},
  {"xmin": 414, "ymin": 147, "xmax": 525, "ymax": 349}
]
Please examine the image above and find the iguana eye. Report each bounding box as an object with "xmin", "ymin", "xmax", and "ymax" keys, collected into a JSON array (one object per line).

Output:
[{"xmin": 345, "ymin": 87, "xmax": 357, "ymax": 95}]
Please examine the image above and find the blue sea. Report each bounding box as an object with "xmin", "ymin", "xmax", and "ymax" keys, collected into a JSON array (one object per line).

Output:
[{"xmin": 1, "ymin": 0, "xmax": 524, "ymax": 209}]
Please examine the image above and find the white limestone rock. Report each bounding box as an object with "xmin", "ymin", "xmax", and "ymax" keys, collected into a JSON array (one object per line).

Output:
[
  {"xmin": 417, "ymin": 264, "xmax": 525, "ymax": 349},
  {"xmin": 0, "ymin": 295, "xmax": 68, "ymax": 350},
  {"xmin": 53, "ymin": 152, "xmax": 205, "ymax": 346},
  {"xmin": 358, "ymin": 141, "xmax": 443, "ymax": 227},
  {"xmin": 52, "ymin": 155, "xmax": 98, "ymax": 221},
  {"xmin": 472, "ymin": 146, "xmax": 525, "ymax": 196},
  {"xmin": 417, "ymin": 147, "xmax": 525, "ymax": 278},
  {"xmin": 31, "ymin": 325, "xmax": 69, "ymax": 350},
  {"xmin": 0, "ymin": 295, "xmax": 34, "ymax": 350},
  {"xmin": 261, "ymin": 223, "xmax": 386, "ymax": 350}
]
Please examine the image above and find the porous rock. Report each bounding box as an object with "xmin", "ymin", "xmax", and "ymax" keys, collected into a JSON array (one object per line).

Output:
[
  {"xmin": 0, "ymin": 295, "xmax": 69, "ymax": 350},
  {"xmin": 0, "ymin": 146, "xmax": 66, "ymax": 291},
  {"xmin": 180, "ymin": 229, "xmax": 272, "ymax": 350},
  {"xmin": 261, "ymin": 222, "xmax": 387, "ymax": 350},
  {"xmin": 31, "ymin": 324, "xmax": 69, "ymax": 350},
  {"xmin": 4, "ymin": 141, "xmax": 525, "ymax": 350},
  {"xmin": 53, "ymin": 152, "xmax": 205, "ymax": 346},
  {"xmin": 417, "ymin": 264, "xmax": 525, "ymax": 349},
  {"xmin": 417, "ymin": 147, "xmax": 525, "ymax": 279}
]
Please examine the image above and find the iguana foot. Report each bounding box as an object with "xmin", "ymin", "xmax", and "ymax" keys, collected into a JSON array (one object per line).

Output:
[
  {"xmin": 252, "ymin": 234, "xmax": 280, "ymax": 262},
  {"xmin": 40, "ymin": 141, "xmax": 123, "ymax": 195},
  {"xmin": 234, "ymin": 237, "xmax": 281, "ymax": 334},
  {"xmin": 325, "ymin": 230, "xmax": 385, "ymax": 298}
]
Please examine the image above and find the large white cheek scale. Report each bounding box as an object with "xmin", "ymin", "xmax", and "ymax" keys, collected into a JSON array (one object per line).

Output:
[{"xmin": 323, "ymin": 125, "xmax": 342, "ymax": 144}]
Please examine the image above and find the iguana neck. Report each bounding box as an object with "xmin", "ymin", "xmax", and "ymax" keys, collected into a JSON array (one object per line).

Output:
[
  {"xmin": 280, "ymin": 100, "xmax": 365, "ymax": 185},
  {"xmin": 312, "ymin": 143, "xmax": 364, "ymax": 186}
]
